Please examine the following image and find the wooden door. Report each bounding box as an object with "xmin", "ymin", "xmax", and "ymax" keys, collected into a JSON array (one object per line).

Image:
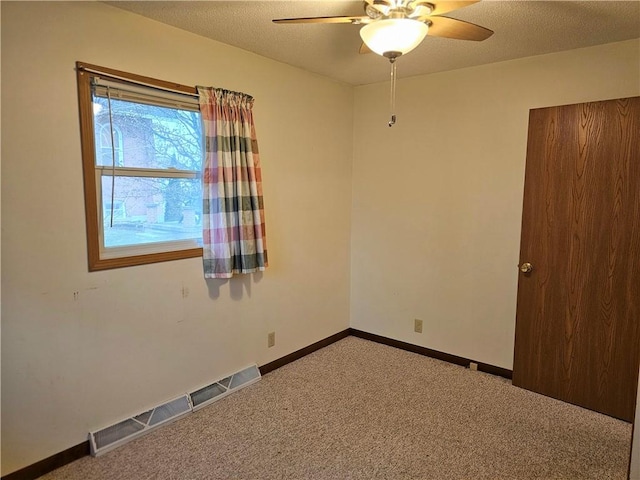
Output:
[{"xmin": 513, "ymin": 97, "xmax": 640, "ymax": 422}]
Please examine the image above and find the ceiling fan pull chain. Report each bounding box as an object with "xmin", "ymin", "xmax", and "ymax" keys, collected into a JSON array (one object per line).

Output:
[{"xmin": 389, "ymin": 58, "xmax": 397, "ymax": 127}]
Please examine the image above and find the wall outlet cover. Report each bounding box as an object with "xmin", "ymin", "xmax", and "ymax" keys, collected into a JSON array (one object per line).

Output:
[{"xmin": 414, "ymin": 319, "xmax": 423, "ymax": 334}]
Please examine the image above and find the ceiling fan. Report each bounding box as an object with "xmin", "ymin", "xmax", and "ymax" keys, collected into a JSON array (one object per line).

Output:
[{"xmin": 274, "ymin": 0, "xmax": 493, "ymax": 126}]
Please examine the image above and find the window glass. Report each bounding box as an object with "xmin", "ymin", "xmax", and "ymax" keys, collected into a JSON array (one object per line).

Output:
[
  {"xmin": 92, "ymin": 97, "xmax": 202, "ymax": 170},
  {"xmin": 100, "ymin": 175, "xmax": 202, "ymax": 248}
]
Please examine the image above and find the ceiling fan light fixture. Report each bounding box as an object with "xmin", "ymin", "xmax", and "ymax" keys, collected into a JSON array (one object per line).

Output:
[{"xmin": 359, "ymin": 18, "xmax": 429, "ymax": 57}]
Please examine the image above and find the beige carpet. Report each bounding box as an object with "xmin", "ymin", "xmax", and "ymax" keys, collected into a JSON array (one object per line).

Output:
[{"xmin": 41, "ymin": 337, "xmax": 632, "ymax": 479}]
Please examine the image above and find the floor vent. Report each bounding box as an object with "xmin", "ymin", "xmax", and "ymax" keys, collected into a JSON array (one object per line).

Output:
[
  {"xmin": 90, "ymin": 395, "xmax": 191, "ymax": 456},
  {"xmin": 189, "ymin": 364, "xmax": 261, "ymax": 411},
  {"xmin": 88, "ymin": 365, "xmax": 261, "ymax": 456}
]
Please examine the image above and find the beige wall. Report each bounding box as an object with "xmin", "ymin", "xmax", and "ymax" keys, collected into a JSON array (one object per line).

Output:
[
  {"xmin": 351, "ymin": 40, "xmax": 640, "ymax": 369},
  {"xmin": 0, "ymin": 2, "xmax": 353, "ymax": 475}
]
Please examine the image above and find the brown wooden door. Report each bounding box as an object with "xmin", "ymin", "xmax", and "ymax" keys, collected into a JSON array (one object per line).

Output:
[{"xmin": 513, "ymin": 97, "xmax": 640, "ymax": 422}]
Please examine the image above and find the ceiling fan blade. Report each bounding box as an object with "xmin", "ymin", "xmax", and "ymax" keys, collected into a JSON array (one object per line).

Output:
[
  {"xmin": 273, "ymin": 15, "xmax": 370, "ymax": 25},
  {"xmin": 364, "ymin": 0, "xmax": 392, "ymax": 6},
  {"xmin": 415, "ymin": 1, "xmax": 480, "ymax": 16},
  {"xmin": 359, "ymin": 42, "xmax": 372, "ymax": 54},
  {"xmin": 425, "ymin": 16, "xmax": 493, "ymax": 41}
]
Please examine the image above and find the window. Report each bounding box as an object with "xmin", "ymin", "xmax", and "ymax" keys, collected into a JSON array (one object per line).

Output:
[
  {"xmin": 77, "ymin": 62, "xmax": 204, "ymax": 270},
  {"xmin": 96, "ymin": 124, "xmax": 124, "ymax": 166}
]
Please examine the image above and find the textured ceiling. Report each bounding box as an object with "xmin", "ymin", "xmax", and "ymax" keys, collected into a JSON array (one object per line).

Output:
[{"xmin": 107, "ymin": 1, "xmax": 640, "ymax": 85}]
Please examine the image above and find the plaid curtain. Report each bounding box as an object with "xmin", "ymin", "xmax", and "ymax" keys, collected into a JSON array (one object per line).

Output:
[{"xmin": 198, "ymin": 87, "xmax": 268, "ymax": 279}]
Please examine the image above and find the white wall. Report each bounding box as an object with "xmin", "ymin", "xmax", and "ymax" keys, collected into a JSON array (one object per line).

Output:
[
  {"xmin": 0, "ymin": 2, "xmax": 353, "ymax": 475},
  {"xmin": 351, "ymin": 40, "xmax": 640, "ymax": 369}
]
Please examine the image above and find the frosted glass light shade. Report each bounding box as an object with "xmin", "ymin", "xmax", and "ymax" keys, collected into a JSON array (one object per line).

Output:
[{"xmin": 360, "ymin": 19, "xmax": 429, "ymax": 56}]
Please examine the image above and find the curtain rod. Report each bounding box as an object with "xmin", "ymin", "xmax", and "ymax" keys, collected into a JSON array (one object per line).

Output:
[{"xmin": 77, "ymin": 64, "xmax": 199, "ymax": 98}]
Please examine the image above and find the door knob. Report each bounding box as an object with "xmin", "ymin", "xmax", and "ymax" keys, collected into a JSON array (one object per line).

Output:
[{"xmin": 519, "ymin": 262, "xmax": 533, "ymax": 273}]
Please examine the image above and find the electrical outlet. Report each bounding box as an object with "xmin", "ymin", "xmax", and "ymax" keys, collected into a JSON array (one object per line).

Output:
[
  {"xmin": 268, "ymin": 332, "xmax": 275, "ymax": 348},
  {"xmin": 414, "ymin": 319, "xmax": 423, "ymax": 333}
]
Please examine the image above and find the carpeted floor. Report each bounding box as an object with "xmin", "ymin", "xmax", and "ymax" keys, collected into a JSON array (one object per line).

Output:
[{"xmin": 41, "ymin": 337, "xmax": 632, "ymax": 479}]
